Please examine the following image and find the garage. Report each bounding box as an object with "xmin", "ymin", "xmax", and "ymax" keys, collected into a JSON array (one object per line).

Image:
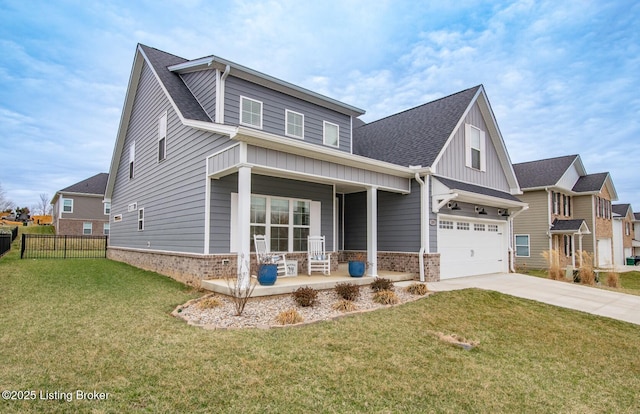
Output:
[
  {"xmin": 597, "ymin": 238, "xmax": 613, "ymax": 267},
  {"xmin": 438, "ymin": 216, "xmax": 508, "ymax": 279}
]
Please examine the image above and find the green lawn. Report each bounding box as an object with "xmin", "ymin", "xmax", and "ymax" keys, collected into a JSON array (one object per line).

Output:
[{"xmin": 1, "ymin": 228, "xmax": 640, "ymax": 412}]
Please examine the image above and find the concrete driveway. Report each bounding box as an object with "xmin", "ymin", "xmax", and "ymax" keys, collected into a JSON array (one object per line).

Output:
[{"xmin": 427, "ymin": 273, "xmax": 640, "ymax": 326}]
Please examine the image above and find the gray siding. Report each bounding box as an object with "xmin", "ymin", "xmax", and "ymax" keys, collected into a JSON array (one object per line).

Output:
[
  {"xmin": 344, "ymin": 192, "xmax": 366, "ymax": 250},
  {"xmin": 378, "ymin": 180, "xmax": 421, "ymax": 252},
  {"xmin": 110, "ymin": 61, "xmax": 234, "ymax": 254},
  {"xmin": 224, "ymin": 76, "xmax": 352, "ymax": 152},
  {"xmin": 512, "ymin": 191, "xmax": 551, "ymax": 269},
  {"xmin": 208, "ymin": 144, "xmax": 240, "ymax": 174},
  {"xmin": 181, "ymin": 70, "xmax": 216, "ymax": 121},
  {"xmin": 434, "ymin": 102, "xmax": 511, "ymax": 192},
  {"xmin": 209, "ymin": 174, "xmax": 334, "ymax": 253},
  {"xmin": 245, "ymin": 145, "xmax": 410, "ymax": 192}
]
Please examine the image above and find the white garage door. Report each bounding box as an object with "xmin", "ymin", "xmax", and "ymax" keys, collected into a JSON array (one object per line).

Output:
[
  {"xmin": 438, "ymin": 217, "xmax": 507, "ymax": 279},
  {"xmin": 597, "ymin": 238, "xmax": 612, "ymax": 267}
]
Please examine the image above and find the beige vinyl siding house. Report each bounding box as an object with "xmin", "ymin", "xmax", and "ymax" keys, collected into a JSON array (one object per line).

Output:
[{"xmin": 513, "ymin": 191, "xmax": 550, "ymax": 269}]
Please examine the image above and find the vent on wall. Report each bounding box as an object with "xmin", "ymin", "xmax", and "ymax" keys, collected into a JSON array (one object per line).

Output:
[{"xmin": 127, "ymin": 203, "xmax": 137, "ymax": 212}]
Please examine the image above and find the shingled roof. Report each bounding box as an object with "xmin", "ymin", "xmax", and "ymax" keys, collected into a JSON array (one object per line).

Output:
[
  {"xmin": 550, "ymin": 218, "xmax": 588, "ymax": 233},
  {"xmin": 139, "ymin": 44, "xmax": 212, "ymax": 122},
  {"xmin": 352, "ymin": 85, "xmax": 481, "ymax": 167},
  {"xmin": 434, "ymin": 176, "xmax": 522, "ymax": 202},
  {"xmin": 512, "ymin": 155, "xmax": 579, "ymax": 189},
  {"xmin": 572, "ymin": 172, "xmax": 609, "ymax": 193},
  {"xmin": 612, "ymin": 203, "xmax": 631, "ymax": 217},
  {"xmin": 59, "ymin": 173, "xmax": 108, "ymax": 195}
]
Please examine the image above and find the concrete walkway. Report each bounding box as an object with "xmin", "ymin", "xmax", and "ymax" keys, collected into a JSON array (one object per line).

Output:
[{"xmin": 427, "ymin": 273, "xmax": 640, "ymax": 326}]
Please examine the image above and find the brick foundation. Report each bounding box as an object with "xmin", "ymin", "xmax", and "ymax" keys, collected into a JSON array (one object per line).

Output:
[{"xmin": 341, "ymin": 250, "xmax": 441, "ymax": 281}]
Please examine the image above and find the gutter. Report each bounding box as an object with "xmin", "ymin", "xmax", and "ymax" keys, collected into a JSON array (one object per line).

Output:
[
  {"xmin": 507, "ymin": 204, "xmax": 529, "ymax": 272},
  {"xmin": 412, "ymin": 170, "xmax": 431, "ymax": 282}
]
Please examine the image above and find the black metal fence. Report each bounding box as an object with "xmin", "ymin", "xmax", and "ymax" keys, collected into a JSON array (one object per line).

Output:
[
  {"xmin": 0, "ymin": 234, "xmax": 10, "ymax": 257},
  {"xmin": 21, "ymin": 234, "xmax": 108, "ymax": 259}
]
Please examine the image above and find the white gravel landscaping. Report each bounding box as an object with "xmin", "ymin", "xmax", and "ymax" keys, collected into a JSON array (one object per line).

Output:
[{"xmin": 174, "ymin": 284, "xmax": 431, "ymax": 329}]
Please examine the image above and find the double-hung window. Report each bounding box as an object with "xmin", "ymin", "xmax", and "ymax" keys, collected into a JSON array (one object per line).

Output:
[
  {"xmin": 129, "ymin": 141, "xmax": 135, "ymax": 179},
  {"xmin": 465, "ymin": 124, "xmax": 486, "ymax": 171},
  {"xmin": 138, "ymin": 208, "xmax": 144, "ymax": 231},
  {"xmin": 515, "ymin": 234, "xmax": 530, "ymax": 257},
  {"xmin": 63, "ymin": 198, "xmax": 73, "ymax": 213},
  {"xmin": 323, "ymin": 121, "xmax": 339, "ymax": 147},
  {"xmin": 104, "ymin": 202, "xmax": 111, "ymax": 215},
  {"xmin": 564, "ymin": 195, "xmax": 571, "ymax": 216},
  {"xmin": 285, "ymin": 110, "xmax": 304, "ymax": 139},
  {"xmin": 240, "ymin": 96, "xmax": 262, "ymax": 129},
  {"xmin": 83, "ymin": 222, "xmax": 92, "ymax": 235},
  {"xmin": 158, "ymin": 112, "xmax": 167, "ymax": 162}
]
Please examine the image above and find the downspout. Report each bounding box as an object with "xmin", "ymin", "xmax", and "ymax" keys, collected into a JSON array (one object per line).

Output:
[
  {"xmin": 216, "ymin": 64, "xmax": 231, "ymax": 123},
  {"xmin": 507, "ymin": 205, "xmax": 529, "ymax": 272},
  {"xmin": 414, "ymin": 172, "xmax": 429, "ymax": 282}
]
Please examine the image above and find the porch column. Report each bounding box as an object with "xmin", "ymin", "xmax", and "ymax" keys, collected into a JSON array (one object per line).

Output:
[
  {"xmin": 367, "ymin": 186, "xmax": 378, "ymax": 277},
  {"xmin": 571, "ymin": 234, "xmax": 576, "ymax": 268},
  {"xmin": 237, "ymin": 166, "xmax": 252, "ymax": 289},
  {"xmin": 578, "ymin": 234, "xmax": 584, "ymax": 268}
]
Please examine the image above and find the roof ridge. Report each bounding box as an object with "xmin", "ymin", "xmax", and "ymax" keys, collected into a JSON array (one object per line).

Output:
[
  {"xmin": 355, "ymin": 84, "xmax": 482, "ymax": 129},
  {"xmin": 138, "ymin": 43, "xmax": 187, "ymax": 62}
]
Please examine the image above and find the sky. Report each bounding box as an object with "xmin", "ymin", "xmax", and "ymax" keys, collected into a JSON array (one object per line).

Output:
[{"xmin": 1, "ymin": 0, "xmax": 639, "ymax": 212}]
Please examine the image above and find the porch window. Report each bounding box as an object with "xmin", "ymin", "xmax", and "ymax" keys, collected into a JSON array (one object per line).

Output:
[
  {"xmin": 248, "ymin": 195, "xmax": 311, "ymax": 252},
  {"xmin": 240, "ymin": 96, "xmax": 262, "ymax": 129},
  {"xmin": 515, "ymin": 234, "xmax": 530, "ymax": 257},
  {"xmin": 285, "ymin": 110, "xmax": 304, "ymax": 139},
  {"xmin": 323, "ymin": 121, "xmax": 339, "ymax": 147}
]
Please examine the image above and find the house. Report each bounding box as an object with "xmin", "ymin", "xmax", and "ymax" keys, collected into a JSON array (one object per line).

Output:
[
  {"xmin": 51, "ymin": 173, "xmax": 110, "ymax": 236},
  {"xmin": 104, "ymin": 44, "xmax": 526, "ymax": 286},
  {"xmin": 612, "ymin": 203, "xmax": 634, "ymax": 265},
  {"xmin": 634, "ymin": 213, "xmax": 640, "ymax": 257},
  {"xmin": 512, "ymin": 155, "xmax": 618, "ymax": 270}
]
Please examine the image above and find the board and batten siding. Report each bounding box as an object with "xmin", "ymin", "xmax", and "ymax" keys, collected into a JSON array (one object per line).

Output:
[
  {"xmin": 209, "ymin": 174, "xmax": 334, "ymax": 253},
  {"xmin": 223, "ymin": 76, "xmax": 352, "ymax": 152},
  {"xmin": 109, "ymin": 61, "xmax": 234, "ymax": 254},
  {"xmin": 180, "ymin": 70, "xmax": 216, "ymax": 121},
  {"xmin": 377, "ymin": 180, "xmax": 421, "ymax": 252},
  {"xmin": 512, "ymin": 191, "xmax": 551, "ymax": 269},
  {"xmin": 343, "ymin": 192, "xmax": 366, "ymax": 250},
  {"xmin": 434, "ymin": 102, "xmax": 511, "ymax": 192}
]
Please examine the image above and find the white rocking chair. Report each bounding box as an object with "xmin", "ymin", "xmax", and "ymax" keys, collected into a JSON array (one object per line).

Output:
[
  {"xmin": 253, "ymin": 235, "xmax": 288, "ymax": 277},
  {"xmin": 307, "ymin": 235, "xmax": 330, "ymax": 275}
]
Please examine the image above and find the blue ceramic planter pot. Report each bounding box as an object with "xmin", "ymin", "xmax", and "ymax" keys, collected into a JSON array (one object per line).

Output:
[
  {"xmin": 348, "ymin": 261, "xmax": 365, "ymax": 277},
  {"xmin": 257, "ymin": 264, "xmax": 278, "ymax": 286}
]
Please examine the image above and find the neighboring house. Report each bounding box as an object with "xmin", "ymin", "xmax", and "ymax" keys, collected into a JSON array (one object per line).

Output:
[
  {"xmin": 612, "ymin": 203, "xmax": 634, "ymax": 265},
  {"xmin": 52, "ymin": 173, "xmax": 110, "ymax": 236},
  {"xmin": 104, "ymin": 44, "xmax": 526, "ymax": 286},
  {"xmin": 634, "ymin": 213, "xmax": 640, "ymax": 257},
  {"xmin": 512, "ymin": 155, "xmax": 618, "ymax": 270}
]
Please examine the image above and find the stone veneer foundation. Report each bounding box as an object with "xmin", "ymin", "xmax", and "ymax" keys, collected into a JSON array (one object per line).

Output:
[{"xmin": 108, "ymin": 247, "xmax": 440, "ymax": 286}]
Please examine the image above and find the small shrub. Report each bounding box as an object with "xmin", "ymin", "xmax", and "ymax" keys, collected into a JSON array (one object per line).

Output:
[
  {"xmin": 373, "ymin": 290, "xmax": 399, "ymax": 305},
  {"xmin": 196, "ymin": 296, "xmax": 222, "ymax": 310},
  {"xmin": 406, "ymin": 283, "xmax": 428, "ymax": 296},
  {"xmin": 370, "ymin": 277, "xmax": 394, "ymax": 292},
  {"xmin": 293, "ymin": 286, "xmax": 319, "ymax": 307},
  {"xmin": 606, "ymin": 272, "xmax": 620, "ymax": 288},
  {"xmin": 331, "ymin": 299, "xmax": 357, "ymax": 312},
  {"xmin": 335, "ymin": 283, "xmax": 360, "ymax": 301},
  {"xmin": 275, "ymin": 309, "xmax": 303, "ymax": 325}
]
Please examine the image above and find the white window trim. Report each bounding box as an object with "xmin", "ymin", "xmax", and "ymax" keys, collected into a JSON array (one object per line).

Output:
[
  {"xmin": 464, "ymin": 123, "xmax": 486, "ymax": 172},
  {"xmin": 515, "ymin": 234, "xmax": 530, "ymax": 257},
  {"xmin": 83, "ymin": 222, "xmax": 93, "ymax": 235},
  {"xmin": 104, "ymin": 202, "xmax": 111, "ymax": 215},
  {"xmin": 138, "ymin": 208, "xmax": 144, "ymax": 231},
  {"xmin": 285, "ymin": 109, "xmax": 304, "ymax": 139},
  {"xmin": 158, "ymin": 111, "xmax": 167, "ymax": 162},
  {"xmin": 129, "ymin": 141, "xmax": 135, "ymax": 180},
  {"xmin": 231, "ymin": 193, "xmax": 320, "ymax": 253},
  {"xmin": 103, "ymin": 223, "xmax": 110, "ymax": 235},
  {"xmin": 62, "ymin": 198, "xmax": 73, "ymax": 214},
  {"xmin": 239, "ymin": 96, "xmax": 263, "ymax": 129},
  {"xmin": 113, "ymin": 214, "xmax": 123, "ymax": 222},
  {"xmin": 323, "ymin": 121, "xmax": 339, "ymax": 148}
]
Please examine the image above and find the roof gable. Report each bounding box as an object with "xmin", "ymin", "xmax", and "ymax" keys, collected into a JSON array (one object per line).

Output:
[
  {"xmin": 612, "ymin": 203, "xmax": 632, "ymax": 218},
  {"xmin": 353, "ymin": 86, "xmax": 480, "ymax": 167},
  {"xmin": 513, "ymin": 155, "xmax": 580, "ymax": 189},
  {"xmin": 572, "ymin": 172, "xmax": 618, "ymax": 200}
]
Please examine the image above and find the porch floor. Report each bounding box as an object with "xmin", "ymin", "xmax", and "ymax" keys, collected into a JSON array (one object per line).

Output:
[{"xmin": 201, "ymin": 263, "xmax": 415, "ymax": 297}]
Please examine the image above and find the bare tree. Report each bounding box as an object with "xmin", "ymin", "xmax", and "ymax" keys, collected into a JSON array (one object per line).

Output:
[
  {"xmin": 0, "ymin": 182, "xmax": 14, "ymax": 212},
  {"xmin": 34, "ymin": 193, "xmax": 52, "ymax": 215}
]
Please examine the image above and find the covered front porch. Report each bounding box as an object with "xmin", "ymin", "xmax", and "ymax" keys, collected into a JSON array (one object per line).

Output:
[{"xmin": 201, "ymin": 262, "xmax": 414, "ymax": 297}]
